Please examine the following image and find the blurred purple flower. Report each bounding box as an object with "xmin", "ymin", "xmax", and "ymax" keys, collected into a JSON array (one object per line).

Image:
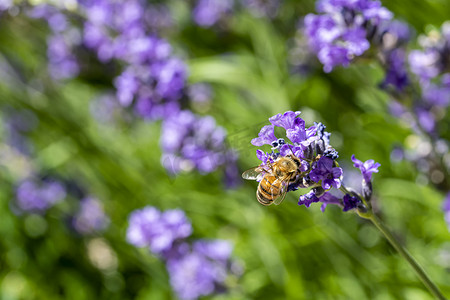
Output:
[
  {"xmin": 16, "ymin": 178, "xmax": 66, "ymax": 212},
  {"xmin": 304, "ymin": 0, "xmax": 393, "ymax": 72},
  {"xmin": 409, "ymin": 50, "xmax": 441, "ymax": 82},
  {"xmin": 415, "ymin": 107, "xmax": 436, "ymax": 133},
  {"xmin": 126, "ymin": 206, "xmax": 238, "ymax": 299},
  {"xmin": 167, "ymin": 239, "xmax": 233, "ymax": 300},
  {"xmin": 351, "ymin": 155, "xmax": 380, "ymax": 182},
  {"xmin": 388, "ymin": 100, "xmax": 406, "ymax": 117},
  {"xmin": 193, "ymin": 0, "xmax": 233, "ymax": 27},
  {"xmin": 152, "ymin": 58, "xmax": 187, "ymax": 100},
  {"xmin": 113, "ymin": 52, "xmax": 187, "ymax": 120},
  {"xmin": 28, "ymin": 4, "xmax": 81, "ymax": 79},
  {"xmin": 47, "ymin": 33, "xmax": 80, "ymax": 79},
  {"xmin": 423, "ymin": 74, "xmax": 450, "ymax": 107},
  {"xmin": 73, "ymin": 197, "xmax": 110, "ymax": 235},
  {"xmin": 160, "ymin": 110, "xmax": 234, "ymax": 175},
  {"xmin": 381, "ymin": 48, "xmax": 409, "ymax": 91},
  {"xmin": 0, "ymin": 0, "xmax": 12, "ymax": 11},
  {"xmin": 126, "ymin": 207, "xmax": 192, "ymax": 256},
  {"xmin": 114, "ymin": 68, "xmax": 140, "ymax": 107}
]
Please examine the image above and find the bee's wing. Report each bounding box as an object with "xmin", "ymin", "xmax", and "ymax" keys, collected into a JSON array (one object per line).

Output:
[
  {"xmin": 273, "ymin": 175, "xmax": 292, "ymax": 205},
  {"xmin": 242, "ymin": 166, "xmax": 265, "ymax": 180}
]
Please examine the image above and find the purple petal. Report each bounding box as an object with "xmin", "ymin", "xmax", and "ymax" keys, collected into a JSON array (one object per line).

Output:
[
  {"xmin": 269, "ymin": 111, "xmax": 301, "ymax": 130},
  {"xmin": 251, "ymin": 125, "xmax": 277, "ymax": 146}
]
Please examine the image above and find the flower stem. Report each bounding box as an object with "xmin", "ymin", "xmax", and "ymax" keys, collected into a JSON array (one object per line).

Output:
[{"xmin": 368, "ymin": 213, "xmax": 446, "ymax": 300}]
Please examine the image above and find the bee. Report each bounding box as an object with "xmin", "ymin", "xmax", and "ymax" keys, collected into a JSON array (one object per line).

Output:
[{"xmin": 242, "ymin": 155, "xmax": 302, "ymax": 206}]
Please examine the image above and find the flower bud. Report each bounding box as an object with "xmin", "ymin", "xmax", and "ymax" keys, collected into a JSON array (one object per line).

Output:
[{"xmin": 362, "ymin": 179, "xmax": 373, "ymax": 201}]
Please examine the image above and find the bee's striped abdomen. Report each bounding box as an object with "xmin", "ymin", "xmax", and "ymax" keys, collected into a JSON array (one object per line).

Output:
[{"xmin": 257, "ymin": 175, "xmax": 281, "ymax": 205}]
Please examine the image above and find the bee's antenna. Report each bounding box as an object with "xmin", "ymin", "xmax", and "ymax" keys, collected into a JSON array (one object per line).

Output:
[{"xmin": 287, "ymin": 144, "xmax": 295, "ymax": 157}]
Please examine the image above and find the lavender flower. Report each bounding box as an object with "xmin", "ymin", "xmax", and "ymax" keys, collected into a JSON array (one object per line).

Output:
[
  {"xmin": 408, "ymin": 23, "xmax": 450, "ymax": 106},
  {"xmin": 304, "ymin": 0, "xmax": 393, "ymax": 72},
  {"xmin": 0, "ymin": 0, "xmax": 12, "ymax": 11},
  {"xmin": 247, "ymin": 111, "xmax": 371, "ymax": 212},
  {"xmin": 298, "ymin": 190, "xmax": 320, "ymax": 207},
  {"xmin": 423, "ymin": 74, "xmax": 450, "ymax": 107},
  {"xmin": 415, "ymin": 106, "xmax": 436, "ymax": 133},
  {"xmin": 309, "ymin": 156, "xmax": 343, "ymax": 190},
  {"xmin": 126, "ymin": 207, "xmax": 192, "ymax": 256},
  {"xmin": 351, "ymin": 155, "xmax": 381, "ymax": 182},
  {"xmin": 47, "ymin": 33, "xmax": 80, "ymax": 79},
  {"xmin": 409, "ymin": 50, "xmax": 441, "ymax": 82},
  {"xmin": 23, "ymin": 1, "xmax": 237, "ymax": 183},
  {"xmin": 29, "ymin": 4, "xmax": 81, "ymax": 79},
  {"xmin": 127, "ymin": 206, "xmax": 238, "ymax": 299},
  {"xmin": 15, "ymin": 178, "xmax": 66, "ymax": 212},
  {"xmin": 402, "ymin": 22, "xmax": 450, "ymax": 142},
  {"xmin": 298, "ymin": 190, "xmax": 358, "ymax": 212},
  {"xmin": 381, "ymin": 48, "xmax": 409, "ymax": 91},
  {"xmin": 193, "ymin": 0, "xmax": 233, "ymax": 27},
  {"xmin": 112, "ymin": 46, "xmax": 187, "ymax": 120},
  {"xmin": 160, "ymin": 110, "xmax": 236, "ymax": 175},
  {"xmin": 167, "ymin": 240, "xmax": 233, "ymax": 300},
  {"xmin": 29, "ymin": 1, "xmax": 188, "ymax": 119},
  {"xmin": 73, "ymin": 197, "xmax": 110, "ymax": 235}
]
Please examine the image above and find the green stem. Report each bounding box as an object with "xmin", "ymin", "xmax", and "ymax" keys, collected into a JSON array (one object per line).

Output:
[{"xmin": 368, "ymin": 214, "xmax": 446, "ymax": 300}]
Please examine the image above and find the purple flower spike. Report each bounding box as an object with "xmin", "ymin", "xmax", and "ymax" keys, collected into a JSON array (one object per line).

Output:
[
  {"xmin": 126, "ymin": 206, "xmax": 238, "ymax": 299},
  {"xmin": 309, "ymin": 157, "xmax": 342, "ymax": 190},
  {"xmin": 193, "ymin": 239, "xmax": 233, "ymax": 263},
  {"xmin": 193, "ymin": 0, "xmax": 233, "ymax": 27},
  {"xmin": 304, "ymin": 0, "xmax": 393, "ymax": 72},
  {"xmin": 126, "ymin": 207, "xmax": 192, "ymax": 256},
  {"xmin": 251, "ymin": 124, "xmax": 277, "ymax": 146},
  {"xmin": 167, "ymin": 240, "xmax": 233, "ymax": 300},
  {"xmin": 16, "ymin": 178, "xmax": 66, "ymax": 213},
  {"xmin": 351, "ymin": 155, "xmax": 380, "ymax": 182},
  {"xmin": 381, "ymin": 49, "xmax": 409, "ymax": 91},
  {"xmin": 161, "ymin": 110, "xmax": 234, "ymax": 176}
]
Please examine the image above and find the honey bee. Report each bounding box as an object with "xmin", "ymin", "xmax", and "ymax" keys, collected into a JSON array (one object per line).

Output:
[{"xmin": 242, "ymin": 155, "xmax": 302, "ymax": 206}]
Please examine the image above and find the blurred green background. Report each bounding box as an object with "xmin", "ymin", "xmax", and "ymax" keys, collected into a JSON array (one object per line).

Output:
[{"xmin": 0, "ymin": 0, "xmax": 449, "ymax": 299}]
